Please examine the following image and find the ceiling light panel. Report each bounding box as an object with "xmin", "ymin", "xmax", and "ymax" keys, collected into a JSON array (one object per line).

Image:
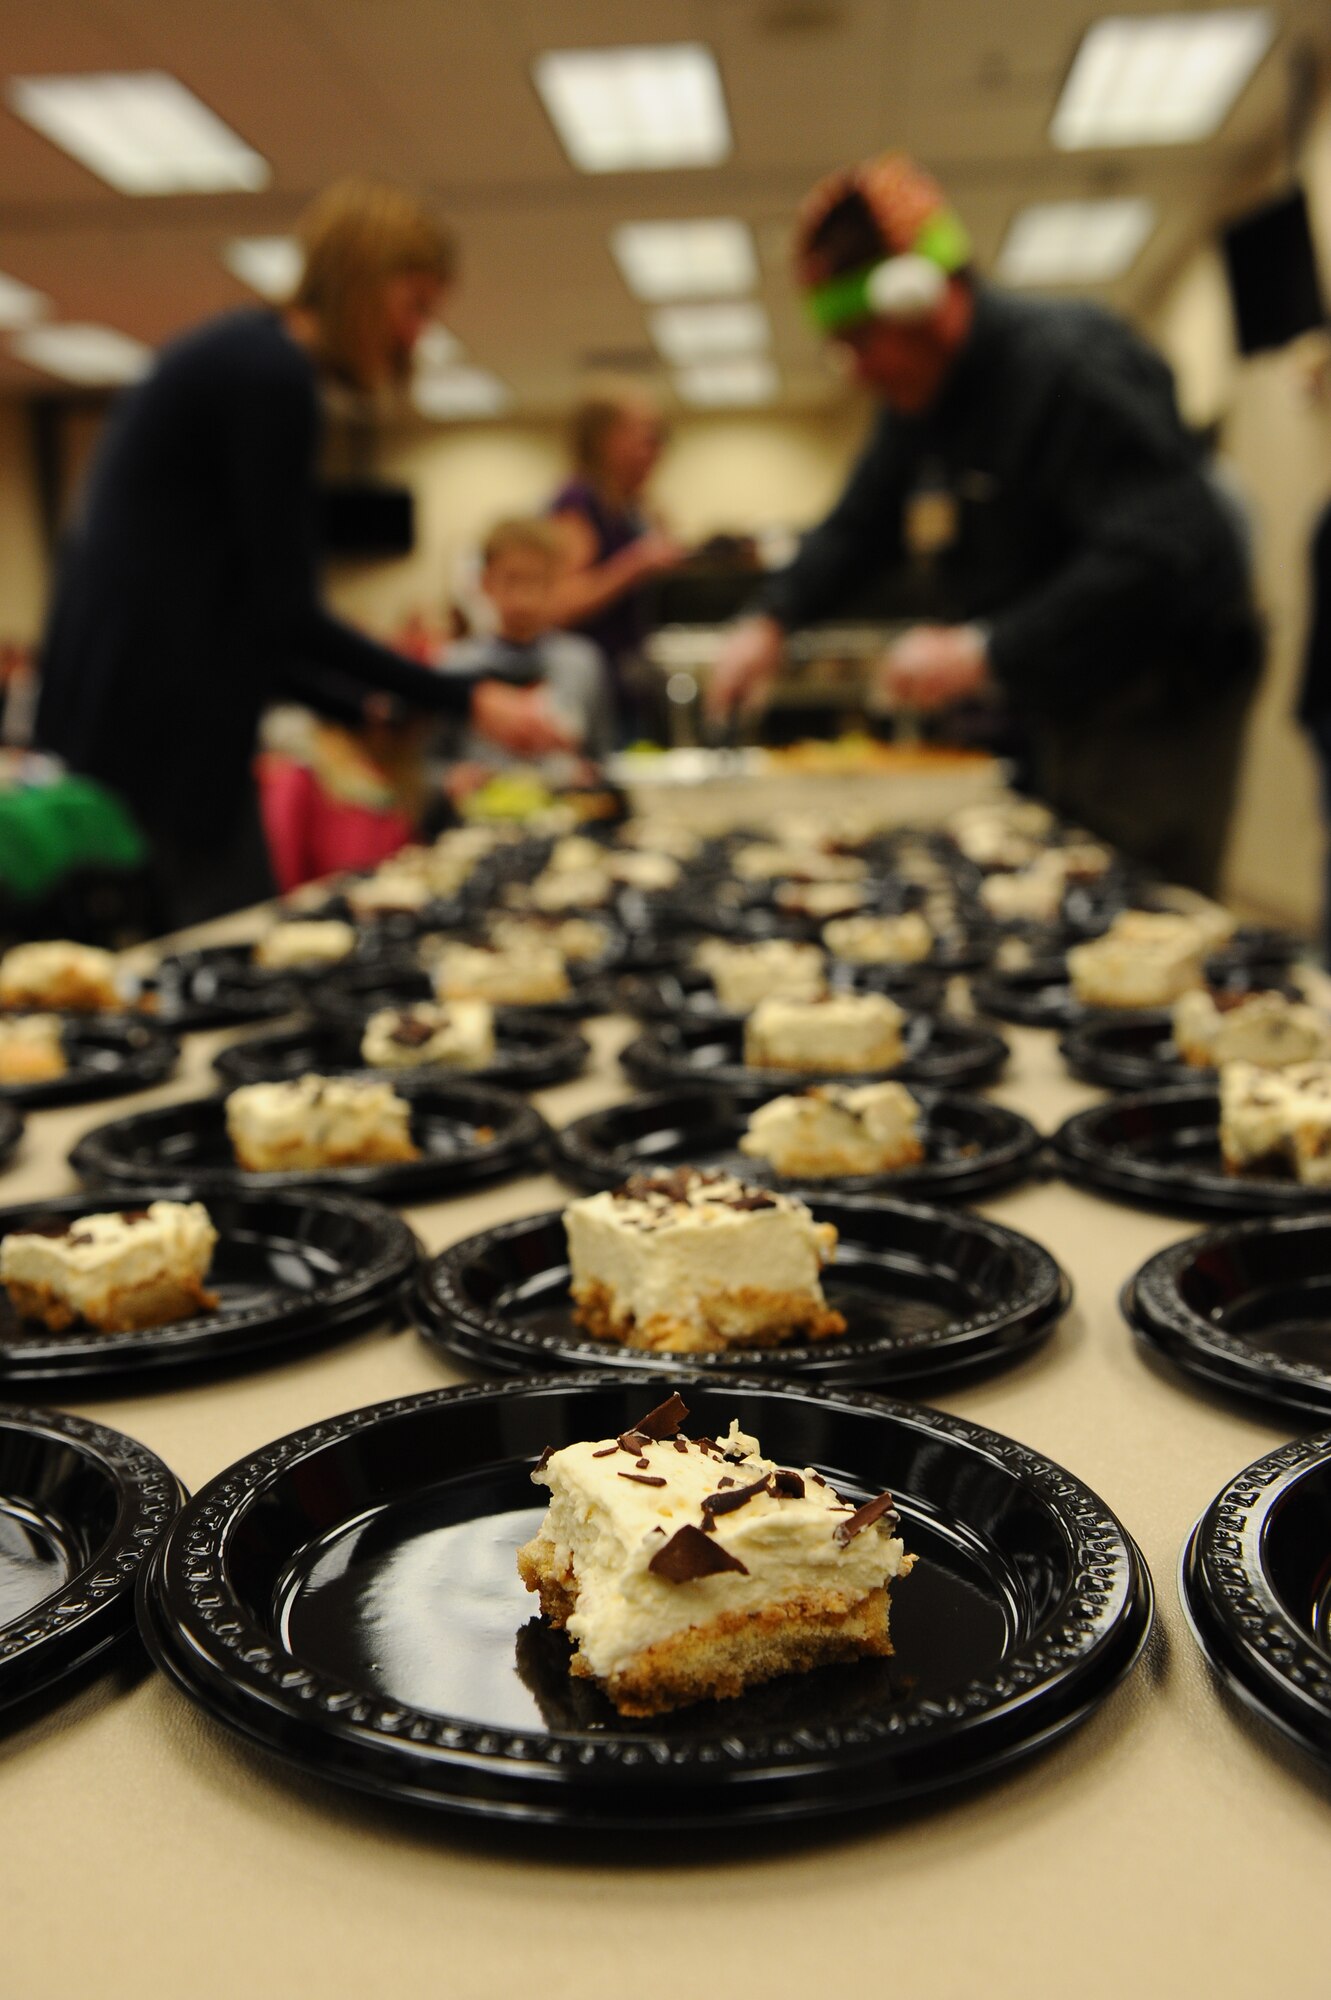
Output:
[
  {"xmin": 0, "ymin": 273, "xmax": 50, "ymax": 329},
  {"xmin": 533, "ymin": 44, "xmax": 731, "ymax": 172},
  {"xmin": 222, "ymin": 237, "xmax": 301, "ymax": 301},
  {"xmin": 674, "ymin": 357, "xmax": 778, "ymax": 407},
  {"xmin": 612, "ymin": 218, "xmax": 757, "ymax": 300},
  {"xmin": 8, "ymin": 72, "xmax": 270, "ymax": 194},
  {"xmin": 650, "ymin": 301, "xmax": 771, "ymax": 363},
  {"xmin": 997, "ymin": 199, "xmax": 1157, "ymax": 285},
  {"xmin": 12, "ymin": 323, "xmax": 151, "ymax": 385},
  {"xmin": 1051, "ymin": 11, "xmax": 1276, "ymax": 150},
  {"xmin": 412, "ymin": 368, "xmax": 510, "ymax": 419}
]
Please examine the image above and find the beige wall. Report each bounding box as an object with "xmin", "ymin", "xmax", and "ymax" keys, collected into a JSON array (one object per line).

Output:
[
  {"xmin": 324, "ymin": 403, "xmax": 867, "ymax": 632},
  {"xmin": 0, "ymin": 401, "xmax": 49, "ymax": 644},
  {"xmin": 1149, "ymin": 104, "xmax": 1331, "ymax": 930}
]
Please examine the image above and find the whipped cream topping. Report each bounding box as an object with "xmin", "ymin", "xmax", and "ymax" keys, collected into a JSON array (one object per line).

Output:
[{"xmin": 529, "ymin": 1396, "xmax": 910, "ymax": 1680}]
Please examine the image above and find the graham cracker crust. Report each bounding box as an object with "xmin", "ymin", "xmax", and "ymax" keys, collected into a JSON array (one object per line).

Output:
[
  {"xmin": 5, "ymin": 1273, "xmax": 219, "ymax": 1333},
  {"xmin": 569, "ymin": 1278, "xmax": 847, "ymax": 1353}
]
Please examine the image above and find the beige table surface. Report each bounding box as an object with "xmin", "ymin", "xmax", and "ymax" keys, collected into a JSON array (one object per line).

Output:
[{"xmin": 4, "ymin": 916, "xmax": 1330, "ymax": 2000}]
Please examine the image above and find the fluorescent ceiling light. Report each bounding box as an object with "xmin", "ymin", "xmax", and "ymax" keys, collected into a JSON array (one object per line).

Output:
[
  {"xmin": 674, "ymin": 357, "xmax": 778, "ymax": 407},
  {"xmin": 0, "ymin": 272, "xmax": 49, "ymax": 328},
  {"xmin": 1051, "ymin": 11, "xmax": 1275, "ymax": 149},
  {"xmin": 533, "ymin": 44, "xmax": 731, "ymax": 172},
  {"xmin": 650, "ymin": 301, "xmax": 771, "ymax": 364},
  {"xmin": 612, "ymin": 218, "xmax": 756, "ymax": 299},
  {"xmin": 222, "ymin": 237, "xmax": 301, "ymax": 300},
  {"xmin": 413, "ymin": 324, "xmax": 464, "ymax": 371},
  {"xmin": 412, "ymin": 367, "xmax": 510, "ymax": 420},
  {"xmin": 12, "ymin": 322, "xmax": 151, "ymax": 385},
  {"xmin": 997, "ymin": 199, "xmax": 1157, "ymax": 285},
  {"xmin": 8, "ymin": 71, "xmax": 270, "ymax": 194}
]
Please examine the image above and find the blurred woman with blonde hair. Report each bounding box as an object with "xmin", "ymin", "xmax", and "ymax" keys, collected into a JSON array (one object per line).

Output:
[{"xmin": 37, "ymin": 178, "xmax": 563, "ymax": 927}]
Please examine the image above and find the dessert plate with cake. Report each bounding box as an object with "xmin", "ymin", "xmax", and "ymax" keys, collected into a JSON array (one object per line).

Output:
[
  {"xmin": 0, "ymin": 1186, "xmax": 417, "ymax": 1392},
  {"xmin": 0, "ymin": 1012, "xmax": 178, "ymax": 1109},
  {"xmin": 551, "ymin": 1084, "xmax": 1043, "ymax": 1203},
  {"xmin": 1123, "ymin": 1213, "xmax": 1331, "ymax": 1421},
  {"xmin": 310, "ymin": 949, "xmax": 613, "ymax": 1030},
  {"xmin": 1053, "ymin": 1063, "xmax": 1331, "ymax": 1215},
  {"xmin": 69, "ymin": 1074, "xmax": 547, "ymax": 1202},
  {"xmin": 620, "ymin": 995, "xmax": 1008, "ymax": 1093},
  {"xmin": 1181, "ymin": 1429, "xmax": 1331, "ymax": 1771},
  {"xmin": 212, "ymin": 1004, "xmax": 590, "ymax": 1094},
  {"xmin": 136, "ymin": 945, "xmax": 304, "ymax": 1032},
  {"xmin": 413, "ymin": 1169, "xmax": 1067, "ymax": 1387},
  {"xmin": 614, "ymin": 953, "xmax": 946, "ymax": 1026},
  {"xmin": 0, "ymin": 1403, "xmax": 181, "ymax": 1724},
  {"xmin": 136, "ymin": 1375, "xmax": 1151, "ymax": 1826},
  {"xmin": 1060, "ymin": 985, "xmax": 1324, "ymax": 1093}
]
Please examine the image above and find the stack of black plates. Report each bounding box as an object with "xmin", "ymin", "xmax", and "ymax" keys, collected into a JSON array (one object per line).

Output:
[
  {"xmin": 413, "ymin": 1192, "xmax": 1069, "ymax": 1388},
  {"xmin": 1123, "ymin": 1213, "xmax": 1331, "ymax": 1418},
  {"xmin": 1182, "ymin": 1431, "xmax": 1331, "ymax": 1768},
  {"xmin": 1, "ymin": 1405, "xmax": 182, "ymax": 1722},
  {"xmin": 136, "ymin": 1375, "xmax": 1152, "ymax": 1825},
  {"xmin": 0, "ymin": 1185, "xmax": 419, "ymax": 1392},
  {"xmin": 552, "ymin": 1087, "xmax": 1043, "ymax": 1203}
]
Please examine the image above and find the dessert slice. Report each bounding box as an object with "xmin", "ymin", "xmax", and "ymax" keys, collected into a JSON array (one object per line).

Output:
[
  {"xmin": 1218, "ymin": 1060, "xmax": 1294, "ymax": 1175},
  {"xmin": 345, "ymin": 871, "xmax": 434, "ymax": 919},
  {"xmin": 1066, "ymin": 911, "xmax": 1207, "ymax": 1009},
  {"xmin": 565, "ymin": 1168, "xmax": 846, "ymax": 1352},
  {"xmin": 1172, "ymin": 988, "xmax": 1331, "ymax": 1070},
  {"xmin": 432, "ymin": 940, "xmax": 571, "ymax": 1004},
  {"xmin": 822, "ymin": 911, "xmax": 934, "ymax": 964},
  {"xmin": 1280, "ymin": 1061, "xmax": 1331, "ymax": 1186},
  {"xmin": 225, "ymin": 1073, "xmax": 420, "ymax": 1171},
  {"xmin": 774, "ymin": 880, "xmax": 871, "ymax": 920},
  {"xmin": 740, "ymin": 1082, "xmax": 924, "ymax": 1178},
  {"xmin": 692, "ymin": 938, "xmax": 826, "ymax": 1011},
  {"xmin": 253, "ymin": 920, "xmax": 357, "ymax": 970},
  {"xmin": 487, "ymin": 914, "xmax": 610, "ymax": 963},
  {"xmin": 0, "ymin": 940, "xmax": 123, "ymax": 1012},
  {"xmin": 0, "ymin": 1200, "xmax": 218, "ymax": 1332},
  {"xmin": 360, "ymin": 999, "xmax": 495, "ymax": 1070},
  {"xmin": 0, "ymin": 1014, "xmax": 67, "ymax": 1083},
  {"xmin": 744, "ymin": 992, "xmax": 906, "ymax": 1074},
  {"xmin": 517, "ymin": 1392, "xmax": 914, "ymax": 1716}
]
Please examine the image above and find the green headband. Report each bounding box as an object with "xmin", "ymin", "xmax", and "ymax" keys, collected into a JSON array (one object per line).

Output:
[{"xmin": 804, "ymin": 209, "xmax": 972, "ymax": 334}]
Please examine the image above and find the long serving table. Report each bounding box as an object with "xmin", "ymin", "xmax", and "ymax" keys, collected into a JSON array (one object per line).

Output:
[{"xmin": 4, "ymin": 904, "xmax": 1330, "ymax": 2000}]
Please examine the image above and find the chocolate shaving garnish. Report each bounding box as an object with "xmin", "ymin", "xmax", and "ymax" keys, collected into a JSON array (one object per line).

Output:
[
  {"xmin": 834, "ymin": 1489, "xmax": 898, "ymax": 1544},
  {"xmin": 717, "ymin": 1476, "xmax": 735, "ymax": 1489},
  {"xmin": 771, "ymin": 1469, "xmax": 805, "ymax": 1499},
  {"xmin": 534, "ymin": 1445, "xmax": 555, "ymax": 1473},
  {"xmin": 592, "ymin": 1446, "xmax": 618, "ymax": 1459},
  {"xmin": 635, "ymin": 1457, "xmax": 649, "ymax": 1470},
  {"xmin": 728, "ymin": 1191, "xmax": 778, "ymax": 1211},
  {"xmin": 701, "ymin": 1475, "xmax": 770, "ymax": 1522},
  {"xmin": 672, "ymin": 1438, "xmax": 689, "ymax": 1453},
  {"xmin": 389, "ymin": 1017, "xmax": 436, "ymax": 1047},
  {"xmin": 648, "ymin": 1523, "xmax": 749, "ymax": 1582},
  {"xmin": 617, "ymin": 1472, "xmax": 667, "ymax": 1488},
  {"xmin": 616, "ymin": 1431, "xmax": 650, "ymax": 1455},
  {"xmin": 629, "ymin": 1392, "xmax": 689, "ymax": 1440}
]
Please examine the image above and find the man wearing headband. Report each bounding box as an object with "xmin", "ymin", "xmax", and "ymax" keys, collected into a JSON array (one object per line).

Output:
[{"xmin": 708, "ymin": 153, "xmax": 1259, "ymax": 892}]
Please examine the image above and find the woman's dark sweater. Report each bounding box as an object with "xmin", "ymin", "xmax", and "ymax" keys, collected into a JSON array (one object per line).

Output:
[{"xmin": 37, "ymin": 310, "xmax": 480, "ymax": 844}]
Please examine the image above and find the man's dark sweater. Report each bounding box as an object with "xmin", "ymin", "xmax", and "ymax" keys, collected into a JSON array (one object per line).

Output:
[{"xmin": 757, "ymin": 287, "xmax": 1259, "ymax": 722}]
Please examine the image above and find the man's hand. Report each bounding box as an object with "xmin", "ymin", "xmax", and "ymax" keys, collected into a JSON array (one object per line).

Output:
[
  {"xmin": 881, "ymin": 623, "xmax": 991, "ymax": 712},
  {"xmin": 705, "ymin": 614, "xmax": 785, "ymax": 723},
  {"xmin": 471, "ymin": 681, "xmax": 577, "ymax": 758},
  {"xmin": 624, "ymin": 529, "xmax": 688, "ymax": 582}
]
